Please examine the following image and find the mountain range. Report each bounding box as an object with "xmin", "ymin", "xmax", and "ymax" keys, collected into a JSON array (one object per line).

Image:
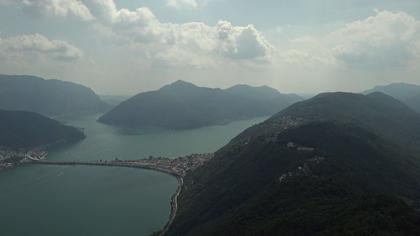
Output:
[
  {"xmin": 0, "ymin": 74, "xmax": 109, "ymax": 117},
  {"xmin": 364, "ymin": 83, "xmax": 420, "ymax": 113},
  {"xmin": 165, "ymin": 92, "xmax": 420, "ymax": 236},
  {"xmin": 98, "ymin": 80, "xmax": 302, "ymax": 129},
  {"xmin": 1, "ymin": 73, "xmax": 420, "ymax": 234}
]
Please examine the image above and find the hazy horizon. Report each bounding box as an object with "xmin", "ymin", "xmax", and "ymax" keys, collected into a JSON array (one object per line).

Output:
[
  {"xmin": 2, "ymin": 2, "xmax": 420, "ymax": 235},
  {"xmin": 1, "ymin": 0, "xmax": 420, "ymax": 95}
]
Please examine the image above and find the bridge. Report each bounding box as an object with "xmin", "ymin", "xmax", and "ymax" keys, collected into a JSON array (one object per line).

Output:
[{"xmin": 33, "ymin": 159, "xmax": 182, "ymax": 177}]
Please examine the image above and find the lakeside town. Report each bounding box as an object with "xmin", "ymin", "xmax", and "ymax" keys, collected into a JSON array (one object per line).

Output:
[
  {"xmin": 119, "ymin": 153, "xmax": 214, "ymax": 177},
  {"xmin": 0, "ymin": 147, "xmax": 47, "ymax": 171}
]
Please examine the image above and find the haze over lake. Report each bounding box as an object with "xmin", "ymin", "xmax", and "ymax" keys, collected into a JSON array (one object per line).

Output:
[
  {"xmin": 0, "ymin": 114, "xmax": 266, "ymax": 236},
  {"xmin": 2, "ymin": 1, "xmax": 420, "ymax": 235}
]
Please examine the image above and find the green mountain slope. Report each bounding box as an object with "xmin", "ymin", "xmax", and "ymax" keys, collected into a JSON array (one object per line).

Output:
[
  {"xmin": 165, "ymin": 92, "xmax": 420, "ymax": 236},
  {"xmin": 98, "ymin": 80, "xmax": 301, "ymax": 129},
  {"xmin": 235, "ymin": 92, "xmax": 420, "ymax": 153},
  {"xmin": 0, "ymin": 109, "xmax": 85, "ymax": 149},
  {"xmin": 0, "ymin": 74, "xmax": 109, "ymax": 117}
]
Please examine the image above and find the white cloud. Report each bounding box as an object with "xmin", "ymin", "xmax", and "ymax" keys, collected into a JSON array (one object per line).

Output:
[
  {"xmin": 143, "ymin": 21, "xmax": 274, "ymax": 68},
  {"xmin": 5, "ymin": 2, "xmax": 417, "ymax": 71},
  {"xmin": 82, "ymin": 1, "xmax": 274, "ymax": 67},
  {"xmin": 1, "ymin": 0, "xmax": 274, "ymax": 67},
  {"xmin": 216, "ymin": 21, "xmax": 273, "ymax": 60},
  {"xmin": 279, "ymin": 10, "xmax": 420, "ymax": 69},
  {"xmin": 329, "ymin": 10, "xmax": 420, "ymax": 68},
  {"xmin": 83, "ymin": 0, "xmax": 156, "ymax": 24},
  {"xmin": 10, "ymin": 0, "xmax": 95, "ymax": 21},
  {"xmin": 0, "ymin": 33, "xmax": 83, "ymax": 61},
  {"xmin": 166, "ymin": 0, "xmax": 208, "ymax": 10}
]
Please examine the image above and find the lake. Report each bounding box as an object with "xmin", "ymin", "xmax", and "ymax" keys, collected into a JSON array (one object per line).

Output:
[{"xmin": 0, "ymin": 114, "xmax": 266, "ymax": 236}]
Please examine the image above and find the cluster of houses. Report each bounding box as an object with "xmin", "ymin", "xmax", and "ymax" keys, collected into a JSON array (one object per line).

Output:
[
  {"xmin": 286, "ymin": 142, "xmax": 315, "ymax": 152},
  {"xmin": 0, "ymin": 147, "xmax": 47, "ymax": 171},
  {"xmin": 132, "ymin": 153, "xmax": 214, "ymax": 177}
]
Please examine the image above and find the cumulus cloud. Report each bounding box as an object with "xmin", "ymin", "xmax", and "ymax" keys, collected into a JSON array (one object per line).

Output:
[
  {"xmin": 1, "ymin": 0, "xmax": 274, "ymax": 67},
  {"xmin": 216, "ymin": 21, "xmax": 274, "ymax": 60},
  {"xmin": 166, "ymin": 0, "xmax": 208, "ymax": 10},
  {"xmin": 5, "ymin": 0, "xmax": 95, "ymax": 21},
  {"xmin": 0, "ymin": 33, "xmax": 83, "ymax": 61},
  {"xmin": 144, "ymin": 21, "xmax": 274, "ymax": 68},
  {"xmin": 329, "ymin": 10, "xmax": 420, "ymax": 68},
  {"xmin": 82, "ymin": 0, "xmax": 274, "ymax": 67},
  {"xmin": 280, "ymin": 10, "xmax": 420, "ymax": 69},
  {"xmin": 83, "ymin": 0, "xmax": 156, "ymax": 25}
]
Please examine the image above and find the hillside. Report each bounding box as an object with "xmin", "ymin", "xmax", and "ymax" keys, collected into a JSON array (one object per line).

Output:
[
  {"xmin": 364, "ymin": 83, "xmax": 420, "ymax": 113},
  {"xmin": 0, "ymin": 109, "xmax": 85, "ymax": 149},
  {"xmin": 0, "ymin": 74, "xmax": 109, "ymax": 117},
  {"xmin": 165, "ymin": 92, "xmax": 420, "ymax": 236},
  {"xmin": 234, "ymin": 92, "xmax": 420, "ymax": 153},
  {"xmin": 98, "ymin": 80, "xmax": 301, "ymax": 129}
]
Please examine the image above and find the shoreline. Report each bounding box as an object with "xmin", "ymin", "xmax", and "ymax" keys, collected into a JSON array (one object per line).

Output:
[
  {"xmin": 28, "ymin": 154, "xmax": 214, "ymax": 236},
  {"xmin": 31, "ymin": 159, "xmax": 184, "ymax": 236},
  {"xmin": 31, "ymin": 160, "xmax": 183, "ymax": 236},
  {"xmin": 159, "ymin": 176, "xmax": 183, "ymax": 236}
]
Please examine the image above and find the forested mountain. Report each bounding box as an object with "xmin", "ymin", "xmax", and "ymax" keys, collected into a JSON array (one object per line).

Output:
[
  {"xmin": 165, "ymin": 92, "xmax": 420, "ymax": 236},
  {"xmin": 236, "ymin": 92, "xmax": 420, "ymax": 152},
  {"xmin": 0, "ymin": 74, "xmax": 109, "ymax": 117},
  {"xmin": 0, "ymin": 109, "xmax": 85, "ymax": 149},
  {"xmin": 364, "ymin": 83, "xmax": 420, "ymax": 113},
  {"xmin": 98, "ymin": 80, "xmax": 302, "ymax": 129}
]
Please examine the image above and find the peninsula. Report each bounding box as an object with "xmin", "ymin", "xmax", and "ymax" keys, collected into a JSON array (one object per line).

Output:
[{"xmin": 0, "ymin": 109, "xmax": 85, "ymax": 171}]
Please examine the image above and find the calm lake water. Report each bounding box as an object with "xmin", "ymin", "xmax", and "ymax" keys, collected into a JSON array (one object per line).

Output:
[{"xmin": 0, "ymin": 114, "xmax": 266, "ymax": 236}]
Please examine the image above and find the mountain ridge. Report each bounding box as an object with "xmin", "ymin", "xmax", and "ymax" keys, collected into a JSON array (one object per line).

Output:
[
  {"xmin": 231, "ymin": 91, "xmax": 420, "ymax": 154},
  {"xmin": 165, "ymin": 91, "xmax": 420, "ymax": 236},
  {"xmin": 98, "ymin": 80, "xmax": 302, "ymax": 129},
  {"xmin": 363, "ymin": 82, "xmax": 420, "ymax": 113},
  {"xmin": 0, "ymin": 109, "xmax": 85, "ymax": 149},
  {"xmin": 0, "ymin": 74, "xmax": 109, "ymax": 117}
]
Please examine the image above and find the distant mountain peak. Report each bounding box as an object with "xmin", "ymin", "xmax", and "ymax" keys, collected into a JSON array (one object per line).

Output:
[
  {"xmin": 374, "ymin": 82, "xmax": 419, "ymax": 88},
  {"xmin": 163, "ymin": 80, "xmax": 197, "ymax": 88},
  {"xmin": 0, "ymin": 74, "xmax": 109, "ymax": 117},
  {"xmin": 310, "ymin": 91, "xmax": 361, "ymax": 100},
  {"xmin": 303, "ymin": 91, "xmax": 405, "ymax": 108},
  {"xmin": 227, "ymin": 84, "xmax": 278, "ymax": 91},
  {"xmin": 99, "ymin": 81, "xmax": 302, "ymax": 129},
  {"xmin": 0, "ymin": 74, "xmax": 44, "ymax": 81},
  {"xmin": 366, "ymin": 82, "xmax": 420, "ymax": 93},
  {"xmin": 173, "ymin": 79, "xmax": 194, "ymax": 85},
  {"xmin": 363, "ymin": 83, "xmax": 420, "ymax": 113},
  {"xmin": 228, "ymin": 84, "xmax": 255, "ymax": 89}
]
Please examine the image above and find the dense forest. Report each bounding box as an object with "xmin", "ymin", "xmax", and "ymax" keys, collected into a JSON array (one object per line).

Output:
[{"xmin": 165, "ymin": 92, "xmax": 420, "ymax": 236}]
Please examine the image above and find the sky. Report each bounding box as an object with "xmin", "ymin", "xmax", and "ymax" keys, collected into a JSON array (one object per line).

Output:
[{"xmin": 0, "ymin": 0, "xmax": 420, "ymax": 95}]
